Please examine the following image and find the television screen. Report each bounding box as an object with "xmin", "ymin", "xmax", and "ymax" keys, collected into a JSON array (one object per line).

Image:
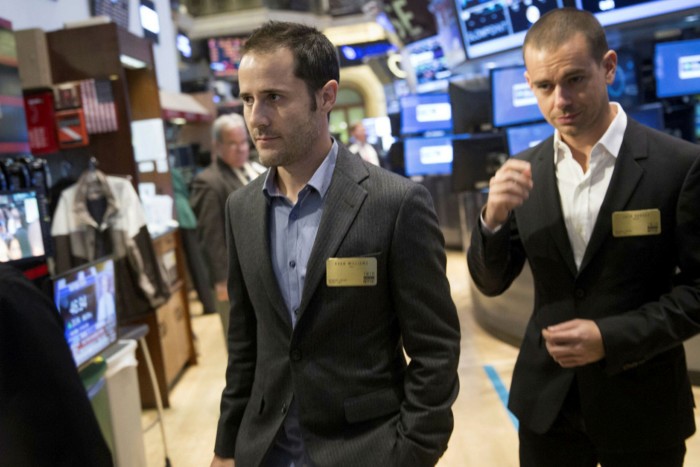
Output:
[
  {"xmin": 139, "ymin": 0, "xmax": 160, "ymax": 44},
  {"xmin": 0, "ymin": 190, "xmax": 47, "ymax": 263},
  {"xmin": 628, "ymin": 103, "xmax": 665, "ymax": 131},
  {"xmin": 491, "ymin": 65, "xmax": 544, "ymax": 127},
  {"xmin": 449, "ymin": 76, "xmax": 492, "ymax": 134},
  {"xmin": 506, "ymin": 121, "xmax": 554, "ymax": 156},
  {"xmin": 575, "ymin": 0, "xmax": 700, "ymax": 27},
  {"xmin": 53, "ymin": 257, "xmax": 118, "ymax": 369},
  {"xmin": 404, "ymin": 35, "xmax": 452, "ymax": 94},
  {"xmin": 452, "ymin": 134, "xmax": 508, "ymax": 191},
  {"xmin": 176, "ymin": 30, "xmax": 192, "ymax": 61},
  {"xmin": 608, "ymin": 50, "xmax": 641, "ymax": 109},
  {"xmin": 208, "ymin": 36, "xmax": 247, "ymax": 79},
  {"xmin": 454, "ymin": 0, "xmax": 564, "ymax": 59},
  {"xmin": 655, "ymin": 37, "xmax": 700, "ymax": 98},
  {"xmin": 400, "ymin": 93, "xmax": 453, "ymax": 135},
  {"xmin": 404, "ymin": 135, "xmax": 455, "ymax": 177}
]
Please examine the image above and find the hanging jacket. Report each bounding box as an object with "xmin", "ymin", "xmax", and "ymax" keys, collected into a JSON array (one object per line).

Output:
[{"xmin": 50, "ymin": 170, "xmax": 169, "ymax": 322}]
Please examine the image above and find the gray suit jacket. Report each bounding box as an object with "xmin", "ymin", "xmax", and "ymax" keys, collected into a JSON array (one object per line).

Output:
[
  {"xmin": 190, "ymin": 157, "xmax": 246, "ymax": 285},
  {"xmin": 468, "ymin": 119, "xmax": 700, "ymax": 451},
  {"xmin": 214, "ymin": 146, "xmax": 461, "ymax": 466}
]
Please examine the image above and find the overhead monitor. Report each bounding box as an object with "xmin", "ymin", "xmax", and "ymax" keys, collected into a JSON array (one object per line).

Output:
[
  {"xmin": 404, "ymin": 35, "xmax": 452, "ymax": 94},
  {"xmin": 139, "ymin": 0, "xmax": 160, "ymax": 43},
  {"xmin": 491, "ymin": 65, "xmax": 544, "ymax": 128},
  {"xmin": 452, "ymin": 134, "xmax": 508, "ymax": 192},
  {"xmin": 575, "ymin": 0, "xmax": 700, "ymax": 27},
  {"xmin": 404, "ymin": 135, "xmax": 455, "ymax": 177},
  {"xmin": 454, "ymin": 0, "xmax": 564, "ymax": 59},
  {"xmin": 448, "ymin": 76, "xmax": 492, "ymax": 134},
  {"xmin": 208, "ymin": 36, "xmax": 247, "ymax": 79},
  {"xmin": 53, "ymin": 257, "xmax": 118, "ymax": 369},
  {"xmin": 0, "ymin": 190, "xmax": 47, "ymax": 263},
  {"xmin": 628, "ymin": 103, "xmax": 666, "ymax": 131},
  {"xmin": 400, "ymin": 93, "xmax": 453, "ymax": 135},
  {"xmin": 505, "ymin": 121, "xmax": 554, "ymax": 156},
  {"xmin": 655, "ymin": 37, "xmax": 700, "ymax": 98}
]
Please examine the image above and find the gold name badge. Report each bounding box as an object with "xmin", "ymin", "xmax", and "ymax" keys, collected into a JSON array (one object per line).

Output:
[
  {"xmin": 612, "ymin": 209, "xmax": 661, "ymax": 237},
  {"xmin": 326, "ymin": 257, "xmax": 377, "ymax": 287}
]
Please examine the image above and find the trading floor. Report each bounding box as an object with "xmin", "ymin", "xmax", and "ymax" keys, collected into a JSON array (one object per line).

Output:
[{"xmin": 143, "ymin": 251, "xmax": 700, "ymax": 466}]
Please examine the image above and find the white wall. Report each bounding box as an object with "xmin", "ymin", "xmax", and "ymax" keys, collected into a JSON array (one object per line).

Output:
[{"xmin": 0, "ymin": 0, "xmax": 180, "ymax": 92}]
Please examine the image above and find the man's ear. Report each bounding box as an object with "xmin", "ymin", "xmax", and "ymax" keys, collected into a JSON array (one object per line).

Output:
[
  {"xmin": 319, "ymin": 80, "xmax": 338, "ymax": 113},
  {"xmin": 602, "ymin": 49, "xmax": 617, "ymax": 85}
]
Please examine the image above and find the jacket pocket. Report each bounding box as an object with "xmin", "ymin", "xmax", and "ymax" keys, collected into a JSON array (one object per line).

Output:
[{"xmin": 344, "ymin": 386, "xmax": 401, "ymax": 424}]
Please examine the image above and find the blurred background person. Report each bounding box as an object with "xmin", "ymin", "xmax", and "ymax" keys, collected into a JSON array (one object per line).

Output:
[
  {"xmin": 190, "ymin": 113, "xmax": 265, "ymax": 336},
  {"xmin": 347, "ymin": 121, "xmax": 381, "ymax": 166}
]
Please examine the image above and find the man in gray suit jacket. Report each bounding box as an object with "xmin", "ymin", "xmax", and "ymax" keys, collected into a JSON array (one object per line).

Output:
[
  {"xmin": 191, "ymin": 113, "xmax": 265, "ymax": 333},
  {"xmin": 468, "ymin": 8, "xmax": 700, "ymax": 467},
  {"xmin": 210, "ymin": 22, "xmax": 461, "ymax": 467}
]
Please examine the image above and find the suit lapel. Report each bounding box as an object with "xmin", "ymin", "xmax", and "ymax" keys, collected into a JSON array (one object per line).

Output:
[
  {"xmin": 527, "ymin": 143, "xmax": 578, "ymax": 277},
  {"xmin": 242, "ymin": 180, "xmax": 291, "ymax": 326},
  {"xmin": 579, "ymin": 121, "xmax": 647, "ymax": 273},
  {"xmin": 297, "ymin": 149, "xmax": 368, "ymax": 319}
]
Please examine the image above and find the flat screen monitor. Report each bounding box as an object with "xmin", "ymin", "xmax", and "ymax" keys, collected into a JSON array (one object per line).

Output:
[
  {"xmin": 575, "ymin": 0, "xmax": 700, "ymax": 27},
  {"xmin": 655, "ymin": 37, "xmax": 700, "ymax": 98},
  {"xmin": 628, "ymin": 103, "xmax": 665, "ymax": 131},
  {"xmin": 400, "ymin": 93, "xmax": 453, "ymax": 135},
  {"xmin": 506, "ymin": 121, "xmax": 554, "ymax": 156},
  {"xmin": 405, "ymin": 35, "xmax": 452, "ymax": 94},
  {"xmin": 404, "ymin": 135, "xmax": 455, "ymax": 177},
  {"xmin": 0, "ymin": 190, "xmax": 47, "ymax": 263},
  {"xmin": 449, "ymin": 76, "xmax": 492, "ymax": 134},
  {"xmin": 53, "ymin": 257, "xmax": 118, "ymax": 369},
  {"xmin": 452, "ymin": 134, "xmax": 508, "ymax": 192},
  {"xmin": 491, "ymin": 65, "xmax": 544, "ymax": 127},
  {"xmin": 208, "ymin": 36, "xmax": 247, "ymax": 79},
  {"xmin": 454, "ymin": 0, "xmax": 564, "ymax": 59}
]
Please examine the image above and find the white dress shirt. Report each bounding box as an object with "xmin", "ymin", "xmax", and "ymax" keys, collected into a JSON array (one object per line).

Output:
[{"xmin": 555, "ymin": 103, "xmax": 627, "ymax": 269}]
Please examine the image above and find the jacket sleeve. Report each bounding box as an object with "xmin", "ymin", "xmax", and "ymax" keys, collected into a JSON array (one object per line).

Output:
[
  {"xmin": 190, "ymin": 177, "xmax": 228, "ymax": 285},
  {"xmin": 213, "ymin": 195, "xmax": 257, "ymax": 459},
  {"xmin": 390, "ymin": 183, "xmax": 461, "ymax": 466}
]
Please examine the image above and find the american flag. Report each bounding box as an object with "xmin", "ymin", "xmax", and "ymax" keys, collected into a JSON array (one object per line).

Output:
[{"xmin": 80, "ymin": 79, "xmax": 118, "ymax": 134}]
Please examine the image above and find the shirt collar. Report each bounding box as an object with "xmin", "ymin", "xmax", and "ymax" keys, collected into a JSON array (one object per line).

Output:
[
  {"xmin": 263, "ymin": 139, "xmax": 339, "ymax": 200},
  {"xmin": 553, "ymin": 102, "xmax": 627, "ymax": 163}
]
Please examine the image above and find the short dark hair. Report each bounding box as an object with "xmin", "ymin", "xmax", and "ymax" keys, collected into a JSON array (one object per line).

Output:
[
  {"xmin": 243, "ymin": 21, "xmax": 340, "ymax": 111},
  {"xmin": 523, "ymin": 8, "xmax": 609, "ymax": 63}
]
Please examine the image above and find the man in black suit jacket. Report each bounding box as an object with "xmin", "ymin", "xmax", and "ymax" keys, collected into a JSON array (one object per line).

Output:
[
  {"xmin": 468, "ymin": 8, "xmax": 700, "ymax": 467},
  {"xmin": 210, "ymin": 21, "xmax": 460, "ymax": 467},
  {"xmin": 0, "ymin": 264, "xmax": 113, "ymax": 467}
]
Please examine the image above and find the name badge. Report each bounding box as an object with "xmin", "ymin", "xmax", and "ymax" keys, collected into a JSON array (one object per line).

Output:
[
  {"xmin": 612, "ymin": 209, "xmax": 661, "ymax": 237},
  {"xmin": 326, "ymin": 257, "xmax": 377, "ymax": 287}
]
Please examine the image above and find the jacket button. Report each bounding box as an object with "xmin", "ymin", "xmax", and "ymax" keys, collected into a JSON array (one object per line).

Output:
[
  {"xmin": 290, "ymin": 349, "xmax": 302, "ymax": 361},
  {"xmin": 574, "ymin": 288, "xmax": 585, "ymax": 299}
]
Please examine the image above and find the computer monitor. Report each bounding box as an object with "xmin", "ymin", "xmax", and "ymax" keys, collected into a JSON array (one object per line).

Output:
[
  {"xmin": 575, "ymin": 0, "xmax": 700, "ymax": 27},
  {"xmin": 404, "ymin": 135, "xmax": 455, "ymax": 177},
  {"xmin": 628, "ymin": 103, "xmax": 665, "ymax": 131},
  {"xmin": 0, "ymin": 190, "xmax": 48, "ymax": 264},
  {"xmin": 454, "ymin": 0, "xmax": 564, "ymax": 59},
  {"xmin": 400, "ymin": 93, "xmax": 453, "ymax": 136},
  {"xmin": 404, "ymin": 35, "xmax": 452, "ymax": 94},
  {"xmin": 491, "ymin": 65, "xmax": 544, "ymax": 128},
  {"xmin": 448, "ymin": 76, "xmax": 492, "ymax": 134},
  {"xmin": 452, "ymin": 134, "xmax": 508, "ymax": 192},
  {"xmin": 505, "ymin": 122, "xmax": 554, "ymax": 156},
  {"xmin": 655, "ymin": 37, "xmax": 700, "ymax": 98},
  {"xmin": 53, "ymin": 257, "xmax": 118, "ymax": 369}
]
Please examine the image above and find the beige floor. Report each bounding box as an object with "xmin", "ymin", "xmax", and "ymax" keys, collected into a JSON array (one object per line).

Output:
[{"xmin": 143, "ymin": 251, "xmax": 700, "ymax": 466}]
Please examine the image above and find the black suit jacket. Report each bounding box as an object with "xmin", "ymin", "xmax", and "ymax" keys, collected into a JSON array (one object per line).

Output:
[
  {"xmin": 214, "ymin": 146, "xmax": 461, "ymax": 466},
  {"xmin": 468, "ymin": 120, "xmax": 700, "ymax": 451},
  {"xmin": 0, "ymin": 264, "xmax": 113, "ymax": 467}
]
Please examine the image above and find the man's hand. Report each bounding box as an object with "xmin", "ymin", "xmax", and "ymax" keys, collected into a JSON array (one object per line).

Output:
[
  {"xmin": 210, "ymin": 455, "xmax": 235, "ymax": 467},
  {"xmin": 215, "ymin": 281, "xmax": 229, "ymax": 301},
  {"xmin": 542, "ymin": 319, "xmax": 605, "ymax": 368},
  {"xmin": 483, "ymin": 159, "xmax": 533, "ymax": 230}
]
